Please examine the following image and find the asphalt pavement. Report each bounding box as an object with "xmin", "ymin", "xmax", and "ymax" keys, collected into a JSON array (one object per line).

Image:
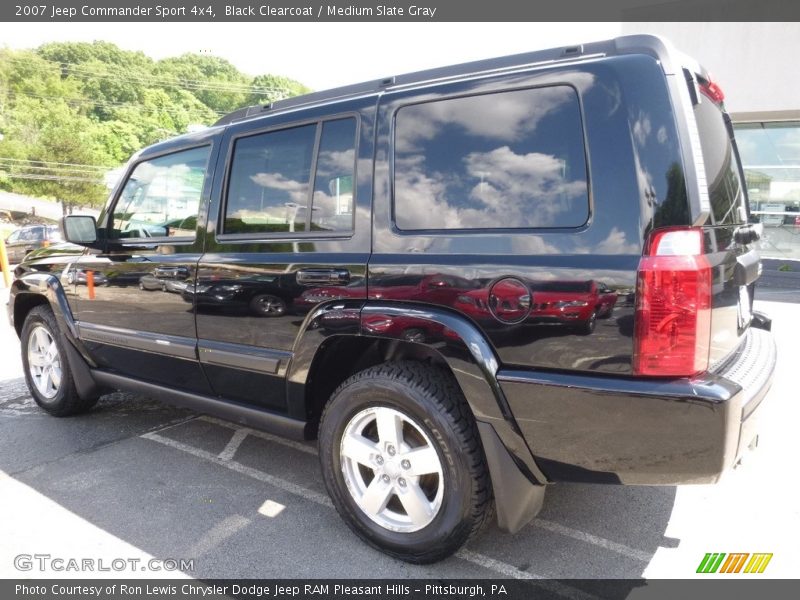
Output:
[{"xmin": 0, "ymin": 288, "xmax": 797, "ymax": 585}]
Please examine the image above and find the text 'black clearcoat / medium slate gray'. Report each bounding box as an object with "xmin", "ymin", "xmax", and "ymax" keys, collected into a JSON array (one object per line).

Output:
[{"xmin": 9, "ymin": 35, "xmax": 777, "ymax": 564}]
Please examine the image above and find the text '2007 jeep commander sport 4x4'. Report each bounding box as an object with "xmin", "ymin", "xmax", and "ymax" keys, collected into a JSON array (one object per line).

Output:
[{"xmin": 9, "ymin": 35, "xmax": 776, "ymax": 563}]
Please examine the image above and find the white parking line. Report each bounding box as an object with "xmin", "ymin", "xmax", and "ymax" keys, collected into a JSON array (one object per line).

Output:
[
  {"xmin": 194, "ymin": 416, "xmax": 651, "ymax": 563},
  {"xmin": 140, "ymin": 428, "xmax": 596, "ymax": 596},
  {"xmin": 141, "ymin": 431, "xmax": 333, "ymax": 507},
  {"xmin": 455, "ymin": 550, "xmax": 599, "ymax": 600},
  {"xmin": 187, "ymin": 514, "xmax": 251, "ymax": 558},
  {"xmin": 200, "ymin": 415, "xmax": 318, "ymax": 455},
  {"xmin": 218, "ymin": 428, "xmax": 250, "ymax": 462},
  {"xmin": 532, "ymin": 519, "xmax": 651, "ymax": 563}
]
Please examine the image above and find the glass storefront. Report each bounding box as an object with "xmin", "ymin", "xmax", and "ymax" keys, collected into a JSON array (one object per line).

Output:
[{"xmin": 734, "ymin": 121, "xmax": 800, "ymax": 260}]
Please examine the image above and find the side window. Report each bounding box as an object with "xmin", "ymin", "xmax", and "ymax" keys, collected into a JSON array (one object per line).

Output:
[
  {"xmin": 311, "ymin": 118, "xmax": 357, "ymax": 232},
  {"xmin": 224, "ymin": 117, "xmax": 357, "ymax": 235},
  {"xmin": 393, "ymin": 86, "xmax": 589, "ymax": 230},
  {"xmin": 112, "ymin": 146, "xmax": 211, "ymax": 240},
  {"xmin": 6, "ymin": 230, "xmax": 19, "ymax": 243},
  {"xmin": 20, "ymin": 228, "xmax": 38, "ymax": 241}
]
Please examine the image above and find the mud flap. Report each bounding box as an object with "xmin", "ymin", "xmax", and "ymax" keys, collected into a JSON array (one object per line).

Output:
[{"xmin": 477, "ymin": 421, "xmax": 545, "ymax": 533}]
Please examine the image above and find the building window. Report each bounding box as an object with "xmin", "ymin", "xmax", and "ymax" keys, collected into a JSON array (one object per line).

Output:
[{"xmin": 734, "ymin": 121, "xmax": 800, "ymax": 259}]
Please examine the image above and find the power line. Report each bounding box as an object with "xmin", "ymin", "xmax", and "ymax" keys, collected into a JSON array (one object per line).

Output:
[
  {"xmin": 0, "ymin": 157, "xmax": 114, "ymax": 170},
  {"xmin": 5, "ymin": 91, "xmax": 227, "ymax": 117},
  {"xmin": 0, "ymin": 162, "xmax": 111, "ymax": 176},
  {"xmin": 3, "ymin": 54, "xmax": 299, "ymax": 97},
  {"xmin": 0, "ymin": 172, "xmax": 104, "ymax": 183}
]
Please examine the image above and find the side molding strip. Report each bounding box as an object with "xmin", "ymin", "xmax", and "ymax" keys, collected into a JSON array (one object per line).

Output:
[{"xmin": 198, "ymin": 339, "xmax": 291, "ymax": 375}]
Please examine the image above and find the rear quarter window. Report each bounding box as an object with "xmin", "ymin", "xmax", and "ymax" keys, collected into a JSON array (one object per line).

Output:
[{"xmin": 392, "ymin": 85, "xmax": 589, "ymax": 231}]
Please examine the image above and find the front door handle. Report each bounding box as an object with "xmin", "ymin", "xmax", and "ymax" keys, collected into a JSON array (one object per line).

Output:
[{"xmin": 296, "ymin": 269, "xmax": 350, "ymax": 286}]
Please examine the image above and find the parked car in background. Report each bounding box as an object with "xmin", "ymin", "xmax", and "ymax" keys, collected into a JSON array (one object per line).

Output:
[
  {"xmin": 4, "ymin": 224, "xmax": 62, "ymax": 263},
  {"xmin": 65, "ymin": 265, "xmax": 108, "ymax": 286}
]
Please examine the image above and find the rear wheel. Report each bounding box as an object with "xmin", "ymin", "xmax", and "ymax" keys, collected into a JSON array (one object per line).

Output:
[
  {"xmin": 21, "ymin": 305, "xmax": 99, "ymax": 416},
  {"xmin": 319, "ymin": 361, "xmax": 491, "ymax": 563}
]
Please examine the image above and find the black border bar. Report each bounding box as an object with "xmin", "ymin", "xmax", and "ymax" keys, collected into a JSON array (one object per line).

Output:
[{"xmin": 4, "ymin": 0, "xmax": 800, "ymax": 22}]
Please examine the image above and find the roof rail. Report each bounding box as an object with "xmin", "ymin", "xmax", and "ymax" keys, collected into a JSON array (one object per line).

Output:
[{"xmin": 213, "ymin": 35, "xmax": 672, "ymax": 127}]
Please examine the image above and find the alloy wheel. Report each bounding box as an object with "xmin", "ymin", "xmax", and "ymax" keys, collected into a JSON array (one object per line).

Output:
[{"xmin": 340, "ymin": 406, "xmax": 444, "ymax": 533}]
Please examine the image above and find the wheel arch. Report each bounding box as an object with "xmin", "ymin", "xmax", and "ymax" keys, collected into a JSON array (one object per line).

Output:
[
  {"xmin": 11, "ymin": 273, "xmax": 77, "ymax": 339},
  {"xmin": 11, "ymin": 273, "xmax": 103, "ymax": 401},
  {"xmin": 288, "ymin": 300, "xmax": 548, "ymax": 533}
]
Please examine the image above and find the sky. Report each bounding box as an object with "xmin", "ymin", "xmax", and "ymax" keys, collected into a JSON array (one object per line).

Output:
[{"xmin": 0, "ymin": 22, "xmax": 622, "ymax": 91}]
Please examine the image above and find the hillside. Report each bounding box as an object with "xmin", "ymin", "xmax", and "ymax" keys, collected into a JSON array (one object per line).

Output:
[{"xmin": 0, "ymin": 41, "xmax": 310, "ymax": 210}]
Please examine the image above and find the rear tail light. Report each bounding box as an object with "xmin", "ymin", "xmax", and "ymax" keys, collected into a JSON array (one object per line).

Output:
[
  {"xmin": 699, "ymin": 78, "xmax": 725, "ymax": 104},
  {"xmin": 633, "ymin": 228, "xmax": 712, "ymax": 377}
]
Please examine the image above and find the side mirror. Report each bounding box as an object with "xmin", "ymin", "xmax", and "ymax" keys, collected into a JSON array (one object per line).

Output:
[{"xmin": 63, "ymin": 215, "xmax": 98, "ymax": 245}]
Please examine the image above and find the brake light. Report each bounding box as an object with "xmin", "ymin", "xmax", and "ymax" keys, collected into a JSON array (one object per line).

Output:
[
  {"xmin": 633, "ymin": 228, "xmax": 712, "ymax": 377},
  {"xmin": 699, "ymin": 79, "xmax": 725, "ymax": 104}
]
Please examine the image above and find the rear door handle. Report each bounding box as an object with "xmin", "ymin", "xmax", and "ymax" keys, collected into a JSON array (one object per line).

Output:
[{"xmin": 296, "ymin": 269, "xmax": 350, "ymax": 285}]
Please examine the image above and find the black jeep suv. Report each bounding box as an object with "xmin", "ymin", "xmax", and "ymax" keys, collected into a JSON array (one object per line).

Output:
[{"xmin": 8, "ymin": 36, "xmax": 776, "ymax": 563}]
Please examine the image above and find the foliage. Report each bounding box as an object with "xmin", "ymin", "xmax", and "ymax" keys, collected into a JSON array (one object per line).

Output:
[{"xmin": 0, "ymin": 42, "xmax": 310, "ymax": 209}]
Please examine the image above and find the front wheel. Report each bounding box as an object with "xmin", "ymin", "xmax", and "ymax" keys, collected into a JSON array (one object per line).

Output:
[
  {"xmin": 249, "ymin": 294, "xmax": 286, "ymax": 317},
  {"xmin": 20, "ymin": 305, "xmax": 99, "ymax": 416},
  {"xmin": 577, "ymin": 310, "xmax": 597, "ymax": 335},
  {"xmin": 318, "ymin": 361, "xmax": 491, "ymax": 563}
]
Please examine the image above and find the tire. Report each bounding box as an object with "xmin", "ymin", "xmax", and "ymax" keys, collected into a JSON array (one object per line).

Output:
[
  {"xmin": 318, "ymin": 361, "xmax": 491, "ymax": 563},
  {"xmin": 403, "ymin": 328, "xmax": 426, "ymax": 344},
  {"xmin": 249, "ymin": 294, "xmax": 286, "ymax": 317},
  {"xmin": 578, "ymin": 311, "xmax": 597, "ymax": 335},
  {"xmin": 20, "ymin": 305, "xmax": 99, "ymax": 417}
]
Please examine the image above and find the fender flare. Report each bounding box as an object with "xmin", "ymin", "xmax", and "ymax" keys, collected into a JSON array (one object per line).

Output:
[{"xmin": 10, "ymin": 273, "xmax": 102, "ymax": 400}]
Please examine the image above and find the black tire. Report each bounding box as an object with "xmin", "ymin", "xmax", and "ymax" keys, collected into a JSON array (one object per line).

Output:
[
  {"xmin": 578, "ymin": 311, "xmax": 597, "ymax": 335},
  {"xmin": 20, "ymin": 305, "xmax": 99, "ymax": 417},
  {"xmin": 249, "ymin": 294, "xmax": 286, "ymax": 317},
  {"xmin": 318, "ymin": 361, "xmax": 491, "ymax": 563},
  {"xmin": 403, "ymin": 328, "xmax": 427, "ymax": 343}
]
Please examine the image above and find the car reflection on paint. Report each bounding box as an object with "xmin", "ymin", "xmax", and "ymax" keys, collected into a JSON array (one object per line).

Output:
[
  {"xmin": 529, "ymin": 280, "xmax": 618, "ymax": 335},
  {"xmin": 65, "ymin": 266, "xmax": 108, "ymax": 286},
  {"xmin": 139, "ymin": 266, "xmax": 192, "ymax": 292},
  {"xmin": 182, "ymin": 274, "xmax": 303, "ymax": 317},
  {"xmin": 294, "ymin": 276, "xmax": 366, "ymax": 312},
  {"xmin": 362, "ymin": 313, "xmax": 449, "ymax": 343}
]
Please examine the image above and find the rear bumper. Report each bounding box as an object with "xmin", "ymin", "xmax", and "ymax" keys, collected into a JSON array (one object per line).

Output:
[{"xmin": 498, "ymin": 327, "xmax": 776, "ymax": 485}]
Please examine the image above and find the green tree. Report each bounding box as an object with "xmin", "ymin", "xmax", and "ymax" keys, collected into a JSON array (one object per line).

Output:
[{"xmin": 0, "ymin": 42, "xmax": 311, "ymax": 210}]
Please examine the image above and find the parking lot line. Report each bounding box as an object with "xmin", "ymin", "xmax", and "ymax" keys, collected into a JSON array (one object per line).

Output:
[
  {"xmin": 141, "ymin": 427, "xmax": 597, "ymax": 594},
  {"xmin": 532, "ymin": 519, "xmax": 651, "ymax": 562},
  {"xmin": 218, "ymin": 428, "xmax": 250, "ymax": 462},
  {"xmin": 187, "ymin": 514, "xmax": 251, "ymax": 558},
  {"xmin": 190, "ymin": 416, "xmax": 652, "ymax": 565},
  {"xmin": 141, "ymin": 431, "xmax": 333, "ymax": 507},
  {"xmin": 200, "ymin": 415, "xmax": 318, "ymax": 455},
  {"xmin": 455, "ymin": 550, "xmax": 600, "ymax": 600}
]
